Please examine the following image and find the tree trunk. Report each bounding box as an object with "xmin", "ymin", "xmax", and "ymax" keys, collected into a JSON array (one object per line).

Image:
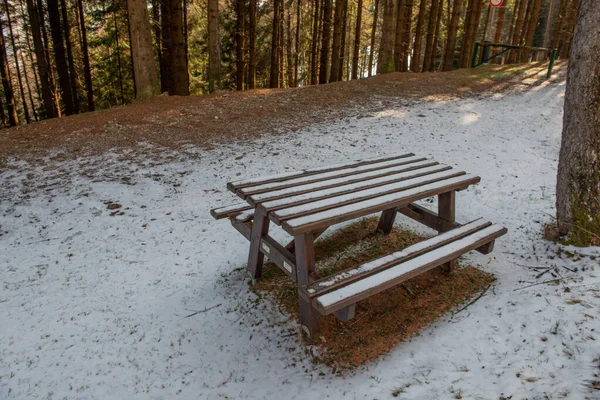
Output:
[
  {"xmin": 236, "ymin": 0, "xmax": 245, "ymax": 90},
  {"xmin": 294, "ymin": 0, "xmax": 301, "ymax": 86},
  {"xmin": 427, "ymin": 0, "xmax": 443, "ymax": 71},
  {"xmin": 507, "ymin": 0, "xmax": 526, "ymax": 62},
  {"xmin": 4, "ymin": 0, "xmax": 30, "ymax": 123},
  {"xmin": 338, "ymin": 0, "xmax": 348, "ymax": 79},
  {"xmin": 543, "ymin": 0, "xmax": 556, "ymax": 48},
  {"xmin": 492, "ymin": 5, "xmax": 505, "ymax": 63},
  {"xmin": 278, "ymin": 1, "xmax": 285, "ymax": 86},
  {"xmin": 440, "ymin": 0, "xmax": 463, "ymax": 71},
  {"xmin": 550, "ymin": 0, "xmax": 568, "ymax": 51},
  {"xmin": 422, "ymin": 0, "xmax": 440, "ymax": 72},
  {"xmin": 20, "ymin": 50, "xmax": 38, "ymax": 121},
  {"xmin": 393, "ymin": 0, "xmax": 406, "ymax": 72},
  {"xmin": 207, "ymin": 0, "xmax": 220, "ymax": 92},
  {"xmin": 112, "ymin": 4, "xmax": 125, "ymax": 104},
  {"xmin": 376, "ymin": 0, "xmax": 396, "ymax": 73},
  {"xmin": 127, "ymin": 0, "xmax": 160, "ymax": 99},
  {"xmin": 47, "ymin": 0, "xmax": 76, "ymax": 114},
  {"xmin": 59, "ymin": 0, "xmax": 80, "ymax": 113},
  {"xmin": 318, "ymin": 0, "xmax": 332, "ymax": 83},
  {"xmin": 270, "ymin": 0, "xmax": 281, "ymax": 87},
  {"xmin": 559, "ymin": 0, "xmax": 578, "ymax": 58},
  {"xmin": 330, "ymin": 0, "xmax": 346, "ymax": 81},
  {"xmin": 0, "ymin": 80, "xmax": 6, "ymax": 126},
  {"xmin": 38, "ymin": 0, "xmax": 61, "ymax": 115},
  {"xmin": 310, "ymin": 0, "xmax": 320, "ymax": 83},
  {"xmin": 410, "ymin": 0, "xmax": 428, "ymax": 72},
  {"xmin": 76, "ymin": 0, "xmax": 94, "ymax": 110},
  {"xmin": 399, "ymin": 0, "xmax": 413, "ymax": 71},
  {"xmin": 248, "ymin": 0, "xmax": 256, "ymax": 88},
  {"xmin": 519, "ymin": 0, "xmax": 542, "ymax": 62},
  {"xmin": 556, "ymin": 0, "xmax": 600, "ymax": 245},
  {"xmin": 161, "ymin": 0, "xmax": 189, "ymax": 95},
  {"xmin": 286, "ymin": 11, "xmax": 294, "ymax": 86},
  {"xmin": 0, "ymin": 19, "xmax": 18, "ymax": 126},
  {"xmin": 26, "ymin": 0, "xmax": 57, "ymax": 118},
  {"xmin": 477, "ymin": 3, "xmax": 491, "ymax": 63},
  {"xmin": 459, "ymin": 0, "xmax": 482, "ymax": 68},
  {"xmin": 351, "ymin": 0, "xmax": 362, "ymax": 78},
  {"xmin": 367, "ymin": 0, "xmax": 380, "ymax": 76}
]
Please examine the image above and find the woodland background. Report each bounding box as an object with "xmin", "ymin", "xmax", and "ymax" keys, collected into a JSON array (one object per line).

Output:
[{"xmin": 0, "ymin": 0, "xmax": 579, "ymax": 127}]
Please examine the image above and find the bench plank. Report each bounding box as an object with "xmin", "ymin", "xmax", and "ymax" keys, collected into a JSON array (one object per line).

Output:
[
  {"xmin": 307, "ymin": 218, "xmax": 492, "ymax": 297},
  {"xmin": 313, "ymin": 224, "xmax": 507, "ymax": 314},
  {"xmin": 282, "ymin": 174, "xmax": 481, "ymax": 235},
  {"xmin": 252, "ymin": 163, "xmax": 448, "ymax": 209},
  {"xmin": 237, "ymin": 155, "xmax": 428, "ymax": 197},
  {"xmin": 210, "ymin": 202, "xmax": 254, "ymax": 219},
  {"xmin": 227, "ymin": 153, "xmax": 414, "ymax": 192},
  {"xmin": 273, "ymin": 169, "xmax": 467, "ymax": 224}
]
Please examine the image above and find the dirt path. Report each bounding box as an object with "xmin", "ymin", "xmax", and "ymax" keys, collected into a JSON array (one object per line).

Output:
[{"xmin": 0, "ymin": 62, "xmax": 565, "ymax": 169}]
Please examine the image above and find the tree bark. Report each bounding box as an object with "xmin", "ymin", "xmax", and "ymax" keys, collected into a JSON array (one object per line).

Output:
[
  {"xmin": 399, "ymin": 0, "xmax": 413, "ymax": 71},
  {"xmin": 492, "ymin": 5, "xmax": 506, "ymax": 63},
  {"xmin": 286, "ymin": 10, "xmax": 294, "ymax": 86},
  {"xmin": 559, "ymin": 0, "xmax": 578, "ymax": 58},
  {"xmin": 318, "ymin": 0, "xmax": 332, "ymax": 83},
  {"xmin": 351, "ymin": 0, "xmax": 362, "ymax": 78},
  {"xmin": 236, "ymin": 0, "xmax": 246, "ymax": 90},
  {"xmin": 410, "ymin": 0, "xmax": 428, "ymax": 72},
  {"xmin": 520, "ymin": 0, "xmax": 542, "ymax": 62},
  {"xmin": 59, "ymin": 0, "xmax": 80, "ymax": 113},
  {"xmin": 330, "ymin": 0, "xmax": 346, "ymax": 81},
  {"xmin": 294, "ymin": 0, "xmax": 301, "ymax": 86},
  {"xmin": 422, "ymin": 0, "xmax": 440, "ymax": 72},
  {"xmin": 47, "ymin": 0, "xmax": 76, "ymax": 114},
  {"xmin": 270, "ymin": 0, "xmax": 281, "ymax": 87},
  {"xmin": 207, "ymin": 0, "xmax": 220, "ymax": 92},
  {"xmin": 550, "ymin": 0, "xmax": 568, "ymax": 51},
  {"xmin": 459, "ymin": 0, "xmax": 482, "ymax": 68},
  {"xmin": 338, "ymin": 0, "xmax": 348, "ymax": 79},
  {"xmin": 248, "ymin": 0, "xmax": 256, "ymax": 88},
  {"xmin": 4, "ymin": 0, "xmax": 30, "ymax": 122},
  {"xmin": 20, "ymin": 51, "xmax": 38, "ymax": 121},
  {"xmin": 127, "ymin": 0, "xmax": 160, "ymax": 99},
  {"xmin": 556, "ymin": 0, "xmax": 600, "ymax": 245},
  {"xmin": 76, "ymin": 0, "xmax": 94, "ymax": 110},
  {"xmin": 161, "ymin": 0, "xmax": 189, "ymax": 95},
  {"xmin": 440, "ymin": 0, "xmax": 462, "ymax": 71},
  {"xmin": 367, "ymin": 0, "xmax": 380, "ymax": 76},
  {"xmin": 26, "ymin": 0, "xmax": 57, "ymax": 118},
  {"xmin": 507, "ymin": 0, "xmax": 526, "ymax": 62},
  {"xmin": 376, "ymin": 0, "xmax": 396, "ymax": 73},
  {"xmin": 0, "ymin": 18, "xmax": 18, "ymax": 126},
  {"xmin": 427, "ymin": 0, "xmax": 443, "ymax": 71},
  {"xmin": 393, "ymin": 0, "xmax": 406, "ymax": 72}
]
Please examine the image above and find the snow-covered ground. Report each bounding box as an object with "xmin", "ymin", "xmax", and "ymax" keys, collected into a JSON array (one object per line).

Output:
[{"xmin": 2, "ymin": 79, "xmax": 600, "ymax": 400}]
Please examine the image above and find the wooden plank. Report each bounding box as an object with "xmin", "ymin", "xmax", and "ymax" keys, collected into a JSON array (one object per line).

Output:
[
  {"xmin": 307, "ymin": 218, "xmax": 492, "ymax": 298},
  {"xmin": 280, "ymin": 175, "xmax": 480, "ymax": 235},
  {"xmin": 313, "ymin": 224, "xmax": 508, "ymax": 315},
  {"xmin": 254, "ymin": 163, "xmax": 449, "ymax": 211},
  {"xmin": 230, "ymin": 220, "xmax": 252, "ymax": 240},
  {"xmin": 438, "ymin": 191, "xmax": 456, "ymax": 273},
  {"xmin": 227, "ymin": 153, "xmax": 414, "ymax": 192},
  {"xmin": 398, "ymin": 203, "xmax": 460, "ymax": 232},
  {"xmin": 259, "ymin": 235, "xmax": 297, "ymax": 281},
  {"xmin": 295, "ymin": 232, "xmax": 320, "ymax": 337},
  {"xmin": 247, "ymin": 208, "xmax": 270, "ymax": 279},
  {"xmin": 240, "ymin": 156, "xmax": 432, "ymax": 199},
  {"xmin": 333, "ymin": 304, "xmax": 356, "ymax": 321},
  {"xmin": 285, "ymin": 227, "xmax": 327, "ymax": 253},
  {"xmin": 272, "ymin": 169, "xmax": 467, "ymax": 225},
  {"xmin": 376, "ymin": 208, "xmax": 397, "ymax": 234},
  {"xmin": 211, "ymin": 202, "xmax": 253, "ymax": 220}
]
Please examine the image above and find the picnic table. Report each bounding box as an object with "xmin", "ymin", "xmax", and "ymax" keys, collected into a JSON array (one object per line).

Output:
[{"xmin": 211, "ymin": 153, "xmax": 507, "ymax": 337}]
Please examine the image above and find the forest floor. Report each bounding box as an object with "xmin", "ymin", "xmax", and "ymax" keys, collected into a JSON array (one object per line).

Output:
[{"xmin": 3, "ymin": 61, "xmax": 600, "ymax": 399}]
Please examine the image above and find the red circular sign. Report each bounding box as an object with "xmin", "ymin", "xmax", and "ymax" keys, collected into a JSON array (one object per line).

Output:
[{"xmin": 490, "ymin": 0, "xmax": 504, "ymax": 6}]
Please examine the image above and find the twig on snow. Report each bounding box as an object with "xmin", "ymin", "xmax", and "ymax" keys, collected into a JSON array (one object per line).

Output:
[
  {"xmin": 183, "ymin": 303, "xmax": 221, "ymax": 318},
  {"xmin": 452, "ymin": 284, "xmax": 492, "ymax": 317},
  {"xmin": 513, "ymin": 278, "xmax": 563, "ymax": 291}
]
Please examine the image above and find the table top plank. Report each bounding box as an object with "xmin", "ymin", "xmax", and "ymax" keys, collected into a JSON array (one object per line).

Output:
[
  {"xmin": 248, "ymin": 159, "xmax": 442, "ymax": 206},
  {"xmin": 281, "ymin": 174, "xmax": 481, "ymax": 235},
  {"xmin": 227, "ymin": 153, "xmax": 414, "ymax": 193},
  {"xmin": 237, "ymin": 155, "xmax": 428, "ymax": 198},
  {"xmin": 271, "ymin": 169, "xmax": 467, "ymax": 224}
]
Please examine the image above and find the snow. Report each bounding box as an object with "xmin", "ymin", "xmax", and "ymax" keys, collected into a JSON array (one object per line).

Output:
[
  {"xmin": 2, "ymin": 79, "xmax": 600, "ymax": 399},
  {"xmin": 315, "ymin": 224, "xmax": 507, "ymax": 310}
]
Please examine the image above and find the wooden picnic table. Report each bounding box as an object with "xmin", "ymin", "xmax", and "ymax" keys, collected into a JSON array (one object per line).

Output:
[{"xmin": 211, "ymin": 153, "xmax": 507, "ymax": 337}]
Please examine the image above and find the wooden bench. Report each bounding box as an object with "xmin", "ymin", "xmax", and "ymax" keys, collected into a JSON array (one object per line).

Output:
[{"xmin": 210, "ymin": 153, "xmax": 507, "ymax": 337}]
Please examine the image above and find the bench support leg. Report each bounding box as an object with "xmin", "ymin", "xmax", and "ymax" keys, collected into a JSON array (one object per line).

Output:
[
  {"xmin": 377, "ymin": 207, "xmax": 398, "ymax": 234},
  {"xmin": 247, "ymin": 209, "xmax": 270, "ymax": 280},
  {"xmin": 285, "ymin": 227, "xmax": 327, "ymax": 254},
  {"xmin": 295, "ymin": 232, "xmax": 320, "ymax": 338},
  {"xmin": 438, "ymin": 192, "xmax": 457, "ymax": 274}
]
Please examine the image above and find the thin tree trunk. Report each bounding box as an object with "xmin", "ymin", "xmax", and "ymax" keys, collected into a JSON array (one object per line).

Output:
[
  {"xmin": 367, "ymin": 0, "xmax": 380, "ymax": 76},
  {"xmin": 492, "ymin": 5, "xmax": 505, "ymax": 63},
  {"xmin": 318, "ymin": 0, "xmax": 332, "ymax": 83},
  {"xmin": 351, "ymin": 0, "xmax": 362, "ymax": 78},
  {"xmin": 507, "ymin": 0, "xmax": 526, "ymax": 62},
  {"xmin": 26, "ymin": 0, "xmax": 57, "ymax": 118},
  {"xmin": 38, "ymin": 0, "xmax": 60, "ymax": 115},
  {"xmin": 294, "ymin": 0, "xmax": 301, "ymax": 86},
  {"xmin": 427, "ymin": 0, "xmax": 443, "ymax": 71},
  {"xmin": 236, "ymin": 0, "xmax": 245, "ymax": 90},
  {"xmin": 377, "ymin": 0, "xmax": 396, "ymax": 73},
  {"xmin": 20, "ymin": 50, "xmax": 38, "ymax": 120},
  {"xmin": 270, "ymin": 0, "xmax": 281, "ymax": 87},
  {"xmin": 478, "ymin": 3, "xmax": 491, "ymax": 63},
  {"xmin": 128, "ymin": 0, "xmax": 160, "ymax": 99},
  {"xmin": 310, "ymin": 0, "xmax": 320, "ymax": 83},
  {"xmin": 112, "ymin": 5, "xmax": 125, "ymax": 104},
  {"xmin": 338, "ymin": 0, "xmax": 348, "ymax": 79},
  {"xmin": 286, "ymin": 11, "xmax": 294, "ymax": 86},
  {"xmin": 559, "ymin": 0, "xmax": 578, "ymax": 58},
  {"xmin": 47, "ymin": 0, "xmax": 76, "ymax": 114},
  {"xmin": 151, "ymin": 0, "xmax": 164, "ymax": 91},
  {"xmin": 393, "ymin": 0, "xmax": 406, "ymax": 72},
  {"xmin": 183, "ymin": 0, "xmax": 188, "ymax": 72},
  {"xmin": 520, "ymin": 0, "xmax": 541, "ymax": 62},
  {"xmin": 550, "ymin": 0, "xmax": 568, "ymax": 51},
  {"xmin": 459, "ymin": 0, "xmax": 482, "ymax": 68},
  {"xmin": 0, "ymin": 80, "xmax": 6, "ymax": 126},
  {"xmin": 248, "ymin": 0, "xmax": 256, "ymax": 88},
  {"xmin": 399, "ymin": 0, "xmax": 413, "ymax": 71},
  {"xmin": 76, "ymin": 0, "xmax": 94, "ymax": 110},
  {"xmin": 20, "ymin": 0, "xmax": 42, "ymax": 101},
  {"xmin": 0, "ymin": 18, "xmax": 18, "ymax": 126},
  {"xmin": 59, "ymin": 0, "xmax": 79, "ymax": 113},
  {"xmin": 207, "ymin": 0, "xmax": 220, "ymax": 92},
  {"xmin": 440, "ymin": 0, "xmax": 462, "ymax": 71},
  {"xmin": 278, "ymin": 0, "xmax": 284, "ymax": 86},
  {"xmin": 543, "ymin": 0, "xmax": 556, "ymax": 48},
  {"xmin": 422, "ymin": 0, "xmax": 440, "ymax": 72},
  {"xmin": 556, "ymin": 0, "xmax": 600, "ymax": 245},
  {"xmin": 4, "ymin": 0, "xmax": 30, "ymax": 122},
  {"xmin": 330, "ymin": 0, "xmax": 345, "ymax": 81},
  {"xmin": 410, "ymin": 0, "xmax": 428, "ymax": 72}
]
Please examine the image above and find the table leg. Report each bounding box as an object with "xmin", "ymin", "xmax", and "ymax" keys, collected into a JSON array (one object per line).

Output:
[
  {"xmin": 438, "ymin": 191, "xmax": 457, "ymax": 274},
  {"xmin": 294, "ymin": 232, "xmax": 319, "ymax": 337},
  {"xmin": 377, "ymin": 207, "xmax": 398, "ymax": 234},
  {"xmin": 247, "ymin": 208, "xmax": 270, "ymax": 280}
]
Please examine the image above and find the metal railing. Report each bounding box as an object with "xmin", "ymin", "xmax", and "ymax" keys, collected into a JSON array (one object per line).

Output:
[{"xmin": 471, "ymin": 42, "xmax": 558, "ymax": 79}]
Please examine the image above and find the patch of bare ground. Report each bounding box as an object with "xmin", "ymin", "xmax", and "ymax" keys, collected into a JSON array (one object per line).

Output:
[
  {"xmin": 253, "ymin": 217, "xmax": 495, "ymax": 373},
  {"xmin": 0, "ymin": 61, "xmax": 566, "ymax": 170}
]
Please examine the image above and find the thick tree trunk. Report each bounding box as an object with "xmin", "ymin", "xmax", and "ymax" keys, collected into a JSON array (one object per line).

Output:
[
  {"xmin": 440, "ymin": 0, "xmax": 462, "ymax": 71},
  {"xmin": 367, "ymin": 0, "xmax": 380, "ymax": 76},
  {"xmin": 519, "ymin": 0, "xmax": 542, "ymax": 62},
  {"xmin": 236, "ymin": 0, "xmax": 245, "ymax": 90},
  {"xmin": 459, "ymin": 0, "xmax": 482, "ymax": 68},
  {"xmin": 376, "ymin": 0, "xmax": 396, "ymax": 73},
  {"xmin": 559, "ymin": 0, "xmax": 578, "ymax": 58},
  {"xmin": 127, "ymin": 0, "xmax": 160, "ymax": 99},
  {"xmin": 492, "ymin": 5, "xmax": 506, "ymax": 63},
  {"xmin": 47, "ymin": 0, "xmax": 76, "ymax": 115},
  {"xmin": 550, "ymin": 0, "xmax": 568, "ymax": 51},
  {"xmin": 76, "ymin": 0, "xmax": 94, "ymax": 110},
  {"xmin": 338, "ymin": 1, "xmax": 348, "ymax": 79},
  {"xmin": 0, "ymin": 19, "xmax": 18, "ymax": 126},
  {"xmin": 330, "ymin": 0, "xmax": 347, "ymax": 81},
  {"xmin": 410, "ymin": 0, "xmax": 428, "ymax": 72},
  {"xmin": 507, "ymin": 0, "xmax": 526, "ymax": 62},
  {"xmin": 556, "ymin": 0, "xmax": 600, "ymax": 245},
  {"xmin": 21, "ymin": 51, "xmax": 38, "ymax": 121},
  {"xmin": 59, "ymin": 0, "xmax": 80, "ymax": 113},
  {"xmin": 318, "ymin": 0, "xmax": 332, "ymax": 83},
  {"xmin": 26, "ymin": 0, "xmax": 57, "ymax": 118},
  {"xmin": 422, "ymin": 0, "xmax": 440, "ymax": 72},
  {"xmin": 393, "ymin": 0, "xmax": 406, "ymax": 72},
  {"xmin": 248, "ymin": 0, "xmax": 256, "ymax": 88},
  {"xmin": 427, "ymin": 0, "xmax": 443, "ymax": 71},
  {"xmin": 161, "ymin": 0, "xmax": 189, "ymax": 95},
  {"xmin": 37, "ymin": 0, "xmax": 61, "ymax": 115},
  {"xmin": 207, "ymin": 0, "xmax": 220, "ymax": 92},
  {"xmin": 310, "ymin": 0, "xmax": 320, "ymax": 83},
  {"xmin": 399, "ymin": 0, "xmax": 413, "ymax": 71},
  {"xmin": 4, "ymin": 0, "xmax": 30, "ymax": 123},
  {"xmin": 351, "ymin": 0, "xmax": 362, "ymax": 78}
]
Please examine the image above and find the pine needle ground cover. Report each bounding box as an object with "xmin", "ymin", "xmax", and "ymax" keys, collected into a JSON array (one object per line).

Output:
[{"xmin": 252, "ymin": 217, "xmax": 494, "ymax": 373}]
